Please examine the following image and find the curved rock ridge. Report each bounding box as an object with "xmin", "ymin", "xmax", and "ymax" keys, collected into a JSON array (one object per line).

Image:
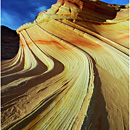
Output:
[{"xmin": 1, "ymin": 0, "xmax": 129, "ymax": 130}]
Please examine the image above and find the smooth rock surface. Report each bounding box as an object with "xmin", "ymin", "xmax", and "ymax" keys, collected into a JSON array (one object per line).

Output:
[
  {"xmin": 1, "ymin": 26, "xmax": 19, "ymax": 60},
  {"xmin": 1, "ymin": 0, "xmax": 129, "ymax": 130}
]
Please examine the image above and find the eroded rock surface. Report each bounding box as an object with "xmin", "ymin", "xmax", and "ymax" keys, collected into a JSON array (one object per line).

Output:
[{"xmin": 1, "ymin": 0, "xmax": 129, "ymax": 130}]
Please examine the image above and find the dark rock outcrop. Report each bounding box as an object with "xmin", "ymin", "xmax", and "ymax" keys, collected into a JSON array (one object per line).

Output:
[{"xmin": 1, "ymin": 26, "xmax": 19, "ymax": 60}]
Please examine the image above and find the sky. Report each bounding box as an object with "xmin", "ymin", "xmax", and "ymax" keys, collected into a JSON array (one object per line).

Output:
[{"xmin": 1, "ymin": 0, "xmax": 129, "ymax": 30}]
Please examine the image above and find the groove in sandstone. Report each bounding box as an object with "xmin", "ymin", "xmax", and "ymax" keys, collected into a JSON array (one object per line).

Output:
[{"xmin": 1, "ymin": 0, "xmax": 129, "ymax": 130}]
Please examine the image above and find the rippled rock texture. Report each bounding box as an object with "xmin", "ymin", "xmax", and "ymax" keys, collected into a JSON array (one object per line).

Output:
[{"xmin": 1, "ymin": 0, "xmax": 129, "ymax": 130}]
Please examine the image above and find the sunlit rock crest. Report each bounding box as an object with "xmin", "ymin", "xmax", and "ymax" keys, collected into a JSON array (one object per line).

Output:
[{"xmin": 1, "ymin": 0, "xmax": 129, "ymax": 130}]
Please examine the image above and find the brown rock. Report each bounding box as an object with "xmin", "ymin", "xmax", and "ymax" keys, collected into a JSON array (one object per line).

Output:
[
  {"xmin": 1, "ymin": 26, "xmax": 19, "ymax": 60},
  {"xmin": 1, "ymin": 0, "xmax": 129, "ymax": 130}
]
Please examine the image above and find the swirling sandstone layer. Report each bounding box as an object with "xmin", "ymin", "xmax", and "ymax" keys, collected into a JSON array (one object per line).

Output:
[{"xmin": 1, "ymin": 0, "xmax": 129, "ymax": 130}]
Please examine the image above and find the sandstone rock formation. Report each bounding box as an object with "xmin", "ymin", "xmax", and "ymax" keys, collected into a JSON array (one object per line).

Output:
[
  {"xmin": 1, "ymin": 0, "xmax": 129, "ymax": 130},
  {"xmin": 1, "ymin": 26, "xmax": 19, "ymax": 60}
]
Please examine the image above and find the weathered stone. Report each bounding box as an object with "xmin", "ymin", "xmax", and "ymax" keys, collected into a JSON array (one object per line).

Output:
[{"xmin": 1, "ymin": 0, "xmax": 129, "ymax": 130}]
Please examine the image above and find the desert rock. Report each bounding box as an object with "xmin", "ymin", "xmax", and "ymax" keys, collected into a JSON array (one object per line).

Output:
[{"xmin": 1, "ymin": 0, "xmax": 129, "ymax": 130}]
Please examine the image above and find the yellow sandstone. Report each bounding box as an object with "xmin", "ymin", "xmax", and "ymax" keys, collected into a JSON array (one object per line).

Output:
[{"xmin": 1, "ymin": 0, "xmax": 129, "ymax": 130}]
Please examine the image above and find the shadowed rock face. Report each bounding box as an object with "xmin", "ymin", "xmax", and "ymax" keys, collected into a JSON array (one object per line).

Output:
[
  {"xmin": 1, "ymin": 0, "xmax": 129, "ymax": 130},
  {"xmin": 1, "ymin": 26, "xmax": 19, "ymax": 61}
]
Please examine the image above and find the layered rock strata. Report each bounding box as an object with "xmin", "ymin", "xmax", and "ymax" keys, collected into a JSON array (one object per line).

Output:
[{"xmin": 1, "ymin": 0, "xmax": 129, "ymax": 130}]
